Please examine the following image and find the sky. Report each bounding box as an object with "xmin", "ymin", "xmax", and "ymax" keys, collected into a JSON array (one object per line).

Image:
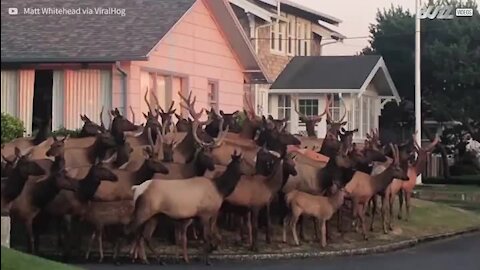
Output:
[{"xmin": 296, "ymin": 0, "xmax": 417, "ymax": 55}]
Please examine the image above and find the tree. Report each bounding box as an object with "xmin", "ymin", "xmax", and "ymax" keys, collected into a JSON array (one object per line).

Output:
[{"xmin": 363, "ymin": 0, "xmax": 480, "ymax": 178}]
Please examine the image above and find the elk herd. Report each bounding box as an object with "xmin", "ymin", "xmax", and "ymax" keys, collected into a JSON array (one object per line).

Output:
[{"xmin": 0, "ymin": 91, "xmax": 439, "ymax": 265}]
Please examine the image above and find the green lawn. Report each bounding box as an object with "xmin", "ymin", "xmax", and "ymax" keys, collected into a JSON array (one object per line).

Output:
[
  {"xmin": 415, "ymin": 184, "xmax": 480, "ymax": 193},
  {"xmin": 1, "ymin": 247, "xmax": 81, "ymax": 270}
]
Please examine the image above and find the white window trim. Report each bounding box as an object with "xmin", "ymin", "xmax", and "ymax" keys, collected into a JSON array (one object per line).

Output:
[
  {"xmin": 350, "ymin": 94, "xmax": 378, "ymax": 140},
  {"xmin": 270, "ymin": 19, "xmax": 287, "ymax": 55},
  {"xmin": 277, "ymin": 94, "xmax": 291, "ymax": 129},
  {"xmin": 287, "ymin": 17, "xmax": 296, "ymax": 56},
  {"xmin": 208, "ymin": 80, "xmax": 219, "ymax": 112}
]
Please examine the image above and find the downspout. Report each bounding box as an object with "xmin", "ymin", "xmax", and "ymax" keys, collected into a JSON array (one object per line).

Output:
[{"xmin": 115, "ymin": 62, "xmax": 128, "ymax": 119}]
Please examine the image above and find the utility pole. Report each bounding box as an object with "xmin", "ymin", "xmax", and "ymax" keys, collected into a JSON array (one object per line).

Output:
[{"xmin": 415, "ymin": 0, "xmax": 422, "ymax": 184}]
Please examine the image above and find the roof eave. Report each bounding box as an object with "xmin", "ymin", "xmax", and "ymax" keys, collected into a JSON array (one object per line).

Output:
[
  {"xmin": 205, "ymin": 0, "xmax": 269, "ymax": 84},
  {"xmin": 0, "ymin": 56, "xmax": 148, "ymax": 63},
  {"xmin": 269, "ymin": 88, "xmax": 360, "ymax": 94},
  {"xmin": 358, "ymin": 57, "xmax": 401, "ymax": 102}
]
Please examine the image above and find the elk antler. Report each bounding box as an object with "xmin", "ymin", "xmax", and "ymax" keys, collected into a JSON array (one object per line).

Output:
[
  {"xmin": 144, "ymin": 88, "xmax": 155, "ymax": 116},
  {"xmin": 151, "ymin": 89, "xmax": 162, "ymax": 112},
  {"xmin": 160, "ymin": 101, "xmax": 176, "ymax": 115},
  {"xmin": 243, "ymin": 92, "xmax": 257, "ymax": 120},
  {"xmin": 291, "ymin": 95, "xmax": 325, "ymax": 123},
  {"xmin": 99, "ymin": 106, "xmax": 105, "ymax": 130},
  {"xmin": 179, "ymin": 91, "xmax": 206, "ymax": 122},
  {"xmin": 130, "ymin": 106, "xmax": 135, "ymax": 124},
  {"xmin": 192, "ymin": 116, "xmax": 229, "ymax": 148}
]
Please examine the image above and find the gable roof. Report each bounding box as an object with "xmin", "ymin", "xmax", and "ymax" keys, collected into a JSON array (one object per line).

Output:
[
  {"xmin": 0, "ymin": 0, "xmax": 269, "ymax": 82},
  {"xmin": 1, "ymin": 0, "xmax": 196, "ymax": 62},
  {"xmin": 270, "ymin": 56, "xmax": 400, "ymax": 100},
  {"xmin": 256, "ymin": 0, "xmax": 342, "ymax": 25}
]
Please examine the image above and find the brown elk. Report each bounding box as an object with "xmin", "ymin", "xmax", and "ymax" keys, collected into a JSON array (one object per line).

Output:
[
  {"xmin": 345, "ymin": 144, "xmax": 409, "ymax": 239},
  {"xmin": 126, "ymin": 150, "xmax": 247, "ymax": 265},
  {"xmin": 292, "ymin": 94, "xmax": 329, "ymax": 140},
  {"xmin": 1, "ymin": 147, "xmax": 45, "ymax": 213},
  {"xmin": 283, "ymin": 185, "xmax": 349, "ymax": 247}
]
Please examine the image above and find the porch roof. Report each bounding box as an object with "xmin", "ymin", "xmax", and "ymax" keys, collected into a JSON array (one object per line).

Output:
[{"xmin": 269, "ymin": 55, "xmax": 400, "ymax": 101}]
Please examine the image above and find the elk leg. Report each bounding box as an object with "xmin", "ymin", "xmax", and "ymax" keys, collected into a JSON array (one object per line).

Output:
[
  {"xmin": 247, "ymin": 211, "xmax": 253, "ymax": 247},
  {"xmin": 389, "ymin": 191, "xmax": 396, "ymax": 230},
  {"xmin": 98, "ymin": 229, "xmax": 104, "ymax": 263},
  {"xmin": 290, "ymin": 212, "xmax": 301, "ymax": 246},
  {"xmin": 369, "ymin": 196, "xmax": 377, "ymax": 231},
  {"xmin": 382, "ymin": 194, "xmax": 389, "ymax": 234},
  {"xmin": 182, "ymin": 219, "xmax": 193, "ymax": 263},
  {"xmin": 405, "ymin": 191, "xmax": 412, "ymax": 221},
  {"xmin": 250, "ymin": 208, "xmax": 259, "ymax": 252},
  {"xmin": 313, "ymin": 217, "xmax": 320, "ymax": 241},
  {"xmin": 201, "ymin": 217, "xmax": 212, "ymax": 266},
  {"xmin": 359, "ymin": 204, "xmax": 368, "ymax": 241},
  {"xmin": 85, "ymin": 231, "xmax": 96, "ymax": 260},
  {"xmin": 397, "ymin": 189, "xmax": 404, "ymax": 220},
  {"xmin": 320, "ymin": 219, "xmax": 327, "ymax": 248},
  {"xmin": 26, "ymin": 218, "xmax": 35, "ymax": 254},
  {"xmin": 174, "ymin": 224, "xmax": 181, "ymax": 258},
  {"xmin": 265, "ymin": 205, "xmax": 272, "ymax": 244},
  {"xmin": 282, "ymin": 214, "xmax": 290, "ymax": 243}
]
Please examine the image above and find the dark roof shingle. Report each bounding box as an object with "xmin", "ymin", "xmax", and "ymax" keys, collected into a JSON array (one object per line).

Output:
[
  {"xmin": 1, "ymin": 0, "xmax": 196, "ymax": 62},
  {"xmin": 270, "ymin": 55, "xmax": 381, "ymax": 90}
]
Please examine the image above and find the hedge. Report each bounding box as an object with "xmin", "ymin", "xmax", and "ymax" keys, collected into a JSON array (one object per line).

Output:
[
  {"xmin": 423, "ymin": 175, "xmax": 480, "ymax": 186},
  {"xmin": 1, "ymin": 113, "xmax": 25, "ymax": 144}
]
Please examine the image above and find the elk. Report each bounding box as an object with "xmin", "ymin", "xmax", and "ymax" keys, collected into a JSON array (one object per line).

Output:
[
  {"xmin": 223, "ymin": 149, "xmax": 297, "ymax": 251},
  {"xmin": 1, "ymin": 147, "xmax": 46, "ymax": 214},
  {"xmin": 126, "ymin": 150, "xmax": 247, "ymax": 265},
  {"xmin": 92, "ymin": 129, "xmax": 169, "ymax": 201},
  {"xmin": 283, "ymin": 185, "xmax": 349, "ymax": 247},
  {"xmin": 1, "ymin": 118, "xmax": 51, "ymax": 159},
  {"xmin": 345, "ymin": 144, "xmax": 409, "ymax": 239},
  {"xmin": 79, "ymin": 107, "xmax": 108, "ymax": 137},
  {"xmin": 291, "ymin": 95, "xmax": 330, "ymax": 150},
  {"xmin": 390, "ymin": 133, "xmax": 440, "ymax": 222}
]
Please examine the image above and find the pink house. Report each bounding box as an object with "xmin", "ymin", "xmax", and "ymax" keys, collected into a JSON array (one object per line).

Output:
[{"xmin": 1, "ymin": 0, "xmax": 268, "ymax": 134}]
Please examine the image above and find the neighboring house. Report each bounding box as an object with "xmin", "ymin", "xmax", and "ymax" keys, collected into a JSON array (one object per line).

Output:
[
  {"xmin": 1, "ymin": 0, "xmax": 267, "ymax": 134},
  {"xmin": 269, "ymin": 55, "xmax": 400, "ymax": 142},
  {"xmin": 229, "ymin": 0, "xmax": 345, "ymax": 115}
]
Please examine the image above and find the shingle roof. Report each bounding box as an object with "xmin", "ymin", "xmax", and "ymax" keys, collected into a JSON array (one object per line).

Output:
[
  {"xmin": 270, "ymin": 56, "xmax": 382, "ymax": 90},
  {"xmin": 1, "ymin": 0, "xmax": 196, "ymax": 62}
]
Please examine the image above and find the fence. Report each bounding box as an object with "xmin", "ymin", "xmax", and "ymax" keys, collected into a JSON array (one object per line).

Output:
[{"xmin": 425, "ymin": 153, "xmax": 444, "ymax": 178}]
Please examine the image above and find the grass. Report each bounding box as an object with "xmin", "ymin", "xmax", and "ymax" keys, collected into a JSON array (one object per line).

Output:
[
  {"xmin": 415, "ymin": 184, "xmax": 480, "ymax": 193},
  {"xmin": 1, "ymin": 246, "xmax": 82, "ymax": 270}
]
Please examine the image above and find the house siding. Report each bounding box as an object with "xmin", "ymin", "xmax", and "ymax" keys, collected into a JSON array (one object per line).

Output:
[{"xmin": 126, "ymin": 0, "xmax": 246, "ymax": 122}]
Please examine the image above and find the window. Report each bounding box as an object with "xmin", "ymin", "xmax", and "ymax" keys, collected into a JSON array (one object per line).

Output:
[
  {"xmin": 350, "ymin": 95, "xmax": 377, "ymax": 138},
  {"xmin": 298, "ymin": 99, "xmax": 318, "ymax": 124},
  {"xmin": 277, "ymin": 95, "xmax": 291, "ymax": 130},
  {"xmin": 296, "ymin": 21, "xmax": 311, "ymax": 56},
  {"xmin": 270, "ymin": 19, "xmax": 287, "ymax": 54},
  {"xmin": 208, "ymin": 81, "xmax": 218, "ymax": 112},
  {"xmin": 328, "ymin": 94, "xmax": 342, "ymax": 121},
  {"xmin": 287, "ymin": 19, "xmax": 295, "ymax": 55}
]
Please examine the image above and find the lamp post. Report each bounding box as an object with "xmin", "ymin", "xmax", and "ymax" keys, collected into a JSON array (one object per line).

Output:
[{"xmin": 415, "ymin": 0, "xmax": 422, "ymax": 184}]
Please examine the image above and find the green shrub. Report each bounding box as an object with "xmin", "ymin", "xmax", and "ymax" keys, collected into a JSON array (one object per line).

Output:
[
  {"xmin": 450, "ymin": 164, "xmax": 480, "ymax": 176},
  {"xmin": 1, "ymin": 113, "xmax": 25, "ymax": 144},
  {"xmin": 50, "ymin": 127, "xmax": 82, "ymax": 138}
]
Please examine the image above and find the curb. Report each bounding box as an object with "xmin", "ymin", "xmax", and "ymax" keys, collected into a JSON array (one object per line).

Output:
[{"xmin": 42, "ymin": 226, "xmax": 480, "ymax": 264}]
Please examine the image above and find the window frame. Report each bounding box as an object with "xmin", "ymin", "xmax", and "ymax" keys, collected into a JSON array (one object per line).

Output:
[
  {"xmin": 277, "ymin": 95, "xmax": 291, "ymax": 130},
  {"xmin": 297, "ymin": 98, "xmax": 319, "ymax": 125},
  {"xmin": 208, "ymin": 80, "xmax": 219, "ymax": 112}
]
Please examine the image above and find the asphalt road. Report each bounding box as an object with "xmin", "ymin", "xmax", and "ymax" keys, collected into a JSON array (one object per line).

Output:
[{"xmin": 81, "ymin": 232, "xmax": 480, "ymax": 270}]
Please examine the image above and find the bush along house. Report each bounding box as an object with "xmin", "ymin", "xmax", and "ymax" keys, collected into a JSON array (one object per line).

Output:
[{"xmin": 0, "ymin": 0, "xmax": 268, "ymax": 135}]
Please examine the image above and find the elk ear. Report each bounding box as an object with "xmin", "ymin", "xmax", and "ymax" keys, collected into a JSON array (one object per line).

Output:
[
  {"xmin": 143, "ymin": 113, "xmax": 148, "ymax": 119},
  {"xmin": 268, "ymin": 115, "xmax": 274, "ymax": 120},
  {"xmin": 341, "ymin": 121, "xmax": 348, "ymax": 126},
  {"xmin": 171, "ymin": 109, "xmax": 176, "ymax": 114},
  {"xmin": 14, "ymin": 147, "xmax": 21, "ymax": 158},
  {"xmin": 220, "ymin": 110, "xmax": 225, "ymax": 116},
  {"xmin": 143, "ymin": 146, "xmax": 152, "ymax": 159},
  {"xmin": 175, "ymin": 113, "xmax": 182, "ymax": 120},
  {"xmin": 62, "ymin": 134, "xmax": 71, "ymax": 142}
]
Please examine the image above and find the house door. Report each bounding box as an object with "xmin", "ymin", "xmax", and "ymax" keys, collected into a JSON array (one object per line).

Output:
[
  {"xmin": 255, "ymin": 84, "xmax": 269, "ymax": 115},
  {"xmin": 32, "ymin": 70, "xmax": 53, "ymax": 133}
]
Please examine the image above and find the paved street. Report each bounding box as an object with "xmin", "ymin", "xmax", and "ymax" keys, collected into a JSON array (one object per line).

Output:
[{"xmin": 81, "ymin": 232, "xmax": 480, "ymax": 270}]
